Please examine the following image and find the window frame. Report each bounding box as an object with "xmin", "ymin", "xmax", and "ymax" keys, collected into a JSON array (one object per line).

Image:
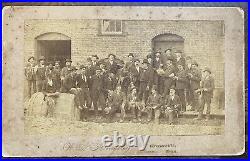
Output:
[{"xmin": 101, "ymin": 19, "xmax": 123, "ymax": 35}]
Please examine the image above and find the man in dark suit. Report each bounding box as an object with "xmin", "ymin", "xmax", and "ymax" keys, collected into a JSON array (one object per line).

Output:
[
  {"xmin": 187, "ymin": 60, "xmax": 202, "ymax": 111},
  {"xmin": 53, "ymin": 61, "xmax": 61, "ymax": 91},
  {"xmin": 106, "ymin": 54, "xmax": 119, "ymax": 75},
  {"xmin": 129, "ymin": 59, "xmax": 142, "ymax": 91},
  {"xmin": 146, "ymin": 54, "xmax": 154, "ymax": 67},
  {"xmin": 153, "ymin": 51, "xmax": 162, "ymax": 69},
  {"xmin": 76, "ymin": 65, "xmax": 91, "ymax": 108},
  {"xmin": 185, "ymin": 56, "xmax": 193, "ymax": 106},
  {"xmin": 34, "ymin": 56, "xmax": 46, "ymax": 92},
  {"xmin": 174, "ymin": 51, "xmax": 185, "ymax": 70},
  {"xmin": 174, "ymin": 64, "xmax": 188, "ymax": 112},
  {"xmin": 90, "ymin": 67, "xmax": 105, "ymax": 116},
  {"xmin": 125, "ymin": 53, "xmax": 135, "ymax": 70},
  {"xmin": 162, "ymin": 49, "xmax": 175, "ymax": 66},
  {"xmin": 89, "ymin": 55, "xmax": 100, "ymax": 76},
  {"xmin": 163, "ymin": 58, "xmax": 176, "ymax": 97},
  {"xmin": 25, "ymin": 56, "xmax": 36, "ymax": 98},
  {"xmin": 76, "ymin": 65, "xmax": 92, "ymax": 120},
  {"xmin": 163, "ymin": 88, "xmax": 181, "ymax": 125},
  {"xmin": 60, "ymin": 59, "xmax": 73, "ymax": 88},
  {"xmin": 195, "ymin": 67, "xmax": 215, "ymax": 120},
  {"xmin": 138, "ymin": 59, "xmax": 154, "ymax": 102}
]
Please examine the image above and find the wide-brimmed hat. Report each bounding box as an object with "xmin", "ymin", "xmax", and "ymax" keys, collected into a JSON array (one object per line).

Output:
[
  {"xmin": 92, "ymin": 55, "xmax": 99, "ymax": 59},
  {"xmin": 203, "ymin": 67, "xmax": 211, "ymax": 74},
  {"xmin": 65, "ymin": 59, "xmax": 72, "ymax": 63},
  {"xmin": 39, "ymin": 56, "xmax": 45, "ymax": 61},
  {"xmin": 128, "ymin": 53, "xmax": 134, "ymax": 57},
  {"xmin": 28, "ymin": 56, "xmax": 35, "ymax": 62},
  {"xmin": 191, "ymin": 60, "xmax": 198, "ymax": 66},
  {"xmin": 146, "ymin": 54, "xmax": 153, "ymax": 59},
  {"xmin": 80, "ymin": 65, "xmax": 86, "ymax": 69},
  {"xmin": 108, "ymin": 53, "xmax": 116, "ymax": 58},
  {"xmin": 142, "ymin": 59, "xmax": 149, "ymax": 64}
]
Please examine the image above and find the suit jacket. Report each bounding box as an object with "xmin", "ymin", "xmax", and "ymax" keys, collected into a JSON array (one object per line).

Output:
[
  {"xmin": 25, "ymin": 62, "xmax": 36, "ymax": 81},
  {"xmin": 61, "ymin": 66, "xmax": 73, "ymax": 79},
  {"xmin": 129, "ymin": 65, "xmax": 142, "ymax": 84},
  {"xmin": 139, "ymin": 67, "xmax": 154, "ymax": 87},
  {"xmin": 90, "ymin": 75, "xmax": 104, "ymax": 92},
  {"xmin": 61, "ymin": 74, "xmax": 76, "ymax": 93},
  {"xmin": 107, "ymin": 91, "xmax": 126, "ymax": 107},
  {"xmin": 201, "ymin": 75, "xmax": 215, "ymax": 98},
  {"xmin": 53, "ymin": 67, "xmax": 61, "ymax": 81},
  {"xmin": 188, "ymin": 68, "xmax": 202, "ymax": 90},
  {"xmin": 153, "ymin": 58, "xmax": 163, "ymax": 69},
  {"xmin": 43, "ymin": 79, "xmax": 57, "ymax": 93},
  {"xmin": 175, "ymin": 69, "xmax": 188, "ymax": 89},
  {"xmin": 175, "ymin": 57, "xmax": 186, "ymax": 68},
  {"xmin": 147, "ymin": 93, "xmax": 163, "ymax": 107},
  {"xmin": 164, "ymin": 95, "xmax": 181, "ymax": 110},
  {"xmin": 163, "ymin": 65, "xmax": 176, "ymax": 89},
  {"xmin": 76, "ymin": 74, "xmax": 90, "ymax": 89},
  {"xmin": 89, "ymin": 61, "xmax": 99, "ymax": 76},
  {"xmin": 35, "ymin": 65, "xmax": 46, "ymax": 81},
  {"xmin": 106, "ymin": 61, "xmax": 119, "ymax": 74}
]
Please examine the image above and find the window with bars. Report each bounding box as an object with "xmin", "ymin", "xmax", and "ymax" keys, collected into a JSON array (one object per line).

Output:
[{"xmin": 101, "ymin": 20, "xmax": 123, "ymax": 34}]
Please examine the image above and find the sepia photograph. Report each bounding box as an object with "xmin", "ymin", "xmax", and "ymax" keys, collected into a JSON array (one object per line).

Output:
[{"xmin": 2, "ymin": 5, "xmax": 245, "ymax": 157}]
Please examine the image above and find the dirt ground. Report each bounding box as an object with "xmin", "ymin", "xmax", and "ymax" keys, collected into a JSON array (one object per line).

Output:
[{"xmin": 24, "ymin": 115, "xmax": 224, "ymax": 136}]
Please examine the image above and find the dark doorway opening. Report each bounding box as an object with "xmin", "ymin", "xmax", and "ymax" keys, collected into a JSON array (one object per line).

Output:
[
  {"xmin": 152, "ymin": 33, "xmax": 185, "ymax": 56},
  {"xmin": 36, "ymin": 40, "xmax": 71, "ymax": 67}
]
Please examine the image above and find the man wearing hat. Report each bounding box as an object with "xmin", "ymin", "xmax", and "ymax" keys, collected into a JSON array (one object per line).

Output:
[
  {"xmin": 128, "ymin": 59, "xmax": 142, "ymax": 90},
  {"xmin": 76, "ymin": 65, "xmax": 91, "ymax": 120},
  {"xmin": 187, "ymin": 60, "xmax": 202, "ymax": 111},
  {"xmin": 195, "ymin": 67, "xmax": 215, "ymax": 120},
  {"xmin": 153, "ymin": 51, "xmax": 162, "ymax": 69},
  {"xmin": 161, "ymin": 49, "xmax": 175, "ymax": 66},
  {"xmin": 145, "ymin": 85, "xmax": 163, "ymax": 123},
  {"xmin": 146, "ymin": 54, "xmax": 154, "ymax": 66},
  {"xmin": 174, "ymin": 64, "xmax": 188, "ymax": 112},
  {"xmin": 125, "ymin": 53, "xmax": 135, "ymax": 70},
  {"xmin": 34, "ymin": 56, "xmax": 47, "ymax": 92},
  {"xmin": 53, "ymin": 60, "xmax": 61, "ymax": 91},
  {"xmin": 60, "ymin": 59, "xmax": 73, "ymax": 86},
  {"xmin": 25, "ymin": 56, "xmax": 37, "ymax": 98},
  {"xmin": 163, "ymin": 58, "xmax": 176, "ymax": 97},
  {"xmin": 162, "ymin": 87, "xmax": 181, "ymax": 125},
  {"xmin": 174, "ymin": 51, "xmax": 185, "ymax": 69},
  {"xmin": 138, "ymin": 59, "xmax": 154, "ymax": 102},
  {"xmin": 185, "ymin": 56, "xmax": 193, "ymax": 106},
  {"xmin": 106, "ymin": 53, "xmax": 119, "ymax": 75},
  {"xmin": 90, "ymin": 67, "xmax": 105, "ymax": 117}
]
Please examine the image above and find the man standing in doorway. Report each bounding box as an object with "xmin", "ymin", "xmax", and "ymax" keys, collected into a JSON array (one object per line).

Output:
[
  {"xmin": 34, "ymin": 56, "xmax": 46, "ymax": 92},
  {"xmin": 25, "ymin": 56, "xmax": 37, "ymax": 98}
]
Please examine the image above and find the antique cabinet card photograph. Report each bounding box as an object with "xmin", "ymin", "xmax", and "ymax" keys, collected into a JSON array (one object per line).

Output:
[{"xmin": 2, "ymin": 5, "xmax": 245, "ymax": 157}]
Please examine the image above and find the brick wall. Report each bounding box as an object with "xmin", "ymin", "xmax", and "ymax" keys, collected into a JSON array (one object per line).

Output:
[{"xmin": 24, "ymin": 19, "xmax": 224, "ymax": 88}]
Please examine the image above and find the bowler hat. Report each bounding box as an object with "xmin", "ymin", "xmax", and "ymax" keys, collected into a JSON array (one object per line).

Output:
[
  {"xmin": 80, "ymin": 65, "xmax": 86, "ymax": 69},
  {"xmin": 92, "ymin": 55, "xmax": 99, "ymax": 59},
  {"xmin": 39, "ymin": 56, "xmax": 45, "ymax": 61},
  {"xmin": 146, "ymin": 54, "xmax": 153, "ymax": 59},
  {"xmin": 191, "ymin": 60, "xmax": 198, "ymax": 66},
  {"xmin": 203, "ymin": 67, "xmax": 211, "ymax": 74},
  {"xmin": 134, "ymin": 59, "xmax": 140, "ymax": 63},
  {"xmin": 108, "ymin": 53, "xmax": 116, "ymax": 58},
  {"xmin": 65, "ymin": 59, "xmax": 72, "ymax": 63},
  {"xmin": 175, "ymin": 50, "xmax": 182, "ymax": 54},
  {"xmin": 167, "ymin": 57, "xmax": 174, "ymax": 62},
  {"xmin": 128, "ymin": 53, "xmax": 134, "ymax": 57},
  {"xmin": 165, "ymin": 49, "xmax": 172, "ymax": 52},
  {"xmin": 28, "ymin": 56, "xmax": 35, "ymax": 62}
]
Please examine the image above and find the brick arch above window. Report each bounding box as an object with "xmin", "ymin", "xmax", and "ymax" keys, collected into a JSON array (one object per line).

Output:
[
  {"xmin": 35, "ymin": 32, "xmax": 71, "ymax": 40},
  {"xmin": 152, "ymin": 33, "xmax": 184, "ymax": 42}
]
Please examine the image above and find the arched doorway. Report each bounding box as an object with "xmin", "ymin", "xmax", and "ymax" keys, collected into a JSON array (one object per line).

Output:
[
  {"xmin": 35, "ymin": 32, "xmax": 71, "ymax": 67},
  {"xmin": 152, "ymin": 33, "xmax": 184, "ymax": 55}
]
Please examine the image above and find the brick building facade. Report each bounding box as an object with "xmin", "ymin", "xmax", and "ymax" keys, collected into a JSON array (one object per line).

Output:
[{"xmin": 24, "ymin": 19, "xmax": 224, "ymax": 90}]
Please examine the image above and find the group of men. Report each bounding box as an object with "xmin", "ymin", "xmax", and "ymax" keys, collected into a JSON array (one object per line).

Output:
[{"xmin": 25, "ymin": 48, "xmax": 215, "ymax": 124}]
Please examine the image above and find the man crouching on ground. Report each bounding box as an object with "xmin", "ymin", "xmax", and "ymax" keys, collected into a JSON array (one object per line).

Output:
[
  {"xmin": 162, "ymin": 87, "xmax": 181, "ymax": 125},
  {"xmin": 105, "ymin": 85, "xmax": 126, "ymax": 122}
]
